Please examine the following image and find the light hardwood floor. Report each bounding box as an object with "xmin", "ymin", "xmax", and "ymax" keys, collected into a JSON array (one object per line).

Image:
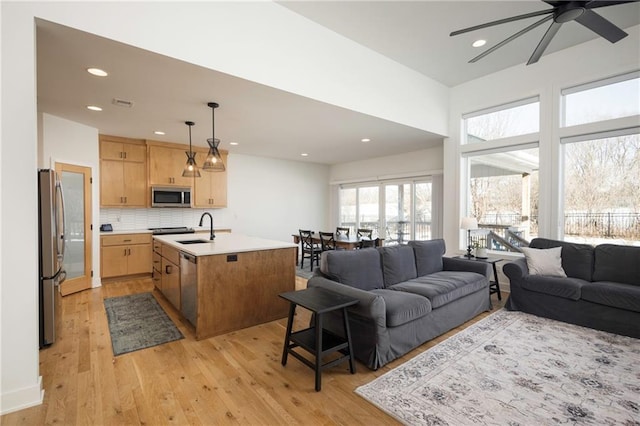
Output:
[{"xmin": 2, "ymin": 277, "xmax": 505, "ymax": 425}]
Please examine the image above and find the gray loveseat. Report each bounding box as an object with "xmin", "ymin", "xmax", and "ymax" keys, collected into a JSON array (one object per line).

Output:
[
  {"xmin": 504, "ymin": 238, "xmax": 640, "ymax": 338},
  {"xmin": 307, "ymin": 239, "xmax": 491, "ymax": 370}
]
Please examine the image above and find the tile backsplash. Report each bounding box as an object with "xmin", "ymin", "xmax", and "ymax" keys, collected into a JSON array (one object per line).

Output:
[{"xmin": 100, "ymin": 208, "xmax": 222, "ymax": 231}]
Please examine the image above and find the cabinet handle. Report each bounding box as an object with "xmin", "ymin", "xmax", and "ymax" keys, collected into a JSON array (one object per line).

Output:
[
  {"xmin": 124, "ymin": 196, "xmax": 127, "ymax": 203},
  {"xmin": 124, "ymin": 248, "xmax": 128, "ymax": 256},
  {"xmin": 123, "ymin": 239, "xmax": 131, "ymax": 242},
  {"xmin": 119, "ymin": 152, "xmax": 123, "ymax": 159},
  {"xmin": 123, "ymin": 151, "xmax": 127, "ymax": 159},
  {"xmin": 165, "ymin": 265, "xmax": 172, "ymax": 274}
]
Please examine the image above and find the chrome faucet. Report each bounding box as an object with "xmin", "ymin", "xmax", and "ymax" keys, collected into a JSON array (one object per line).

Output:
[{"xmin": 199, "ymin": 212, "xmax": 215, "ymax": 240}]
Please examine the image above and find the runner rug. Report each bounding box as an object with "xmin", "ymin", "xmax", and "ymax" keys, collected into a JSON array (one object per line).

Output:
[
  {"xmin": 355, "ymin": 309, "xmax": 640, "ymax": 425},
  {"xmin": 104, "ymin": 292, "xmax": 183, "ymax": 356}
]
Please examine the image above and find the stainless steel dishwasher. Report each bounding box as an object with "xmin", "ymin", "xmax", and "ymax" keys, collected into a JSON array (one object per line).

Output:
[{"xmin": 179, "ymin": 252, "xmax": 197, "ymax": 327}]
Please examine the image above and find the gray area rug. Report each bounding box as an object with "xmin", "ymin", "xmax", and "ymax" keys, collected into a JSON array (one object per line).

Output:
[
  {"xmin": 104, "ymin": 292, "xmax": 183, "ymax": 356},
  {"xmin": 356, "ymin": 309, "xmax": 640, "ymax": 425}
]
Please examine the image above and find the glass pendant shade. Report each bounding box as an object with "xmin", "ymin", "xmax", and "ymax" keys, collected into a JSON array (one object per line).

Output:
[
  {"xmin": 182, "ymin": 120, "xmax": 201, "ymax": 178},
  {"xmin": 202, "ymin": 101, "xmax": 225, "ymax": 172}
]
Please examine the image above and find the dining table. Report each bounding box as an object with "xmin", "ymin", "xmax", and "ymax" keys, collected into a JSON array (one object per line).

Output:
[{"xmin": 292, "ymin": 233, "xmax": 383, "ymax": 265}]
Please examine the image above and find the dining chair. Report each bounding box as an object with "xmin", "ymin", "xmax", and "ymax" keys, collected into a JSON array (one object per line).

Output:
[
  {"xmin": 357, "ymin": 228, "xmax": 373, "ymax": 239},
  {"xmin": 336, "ymin": 227, "xmax": 351, "ymax": 238},
  {"xmin": 358, "ymin": 237, "xmax": 379, "ymax": 249},
  {"xmin": 299, "ymin": 229, "xmax": 320, "ymax": 271},
  {"xmin": 319, "ymin": 231, "xmax": 338, "ymax": 252}
]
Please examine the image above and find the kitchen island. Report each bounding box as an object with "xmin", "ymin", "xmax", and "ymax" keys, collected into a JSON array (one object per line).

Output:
[{"xmin": 153, "ymin": 233, "xmax": 297, "ymax": 340}]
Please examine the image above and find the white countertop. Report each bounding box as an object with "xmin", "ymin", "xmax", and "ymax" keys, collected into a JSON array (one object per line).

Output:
[
  {"xmin": 153, "ymin": 233, "xmax": 297, "ymax": 256},
  {"xmin": 100, "ymin": 227, "xmax": 229, "ymax": 236}
]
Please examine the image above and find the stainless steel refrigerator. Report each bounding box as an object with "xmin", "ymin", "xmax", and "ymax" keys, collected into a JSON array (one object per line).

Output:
[{"xmin": 38, "ymin": 169, "xmax": 66, "ymax": 348}]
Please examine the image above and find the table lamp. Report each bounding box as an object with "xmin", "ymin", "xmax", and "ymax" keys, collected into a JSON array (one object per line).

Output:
[{"xmin": 460, "ymin": 217, "xmax": 478, "ymax": 258}]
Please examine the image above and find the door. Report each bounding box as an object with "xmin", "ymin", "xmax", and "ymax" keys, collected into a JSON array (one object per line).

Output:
[{"xmin": 56, "ymin": 163, "xmax": 93, "ymax": 295}]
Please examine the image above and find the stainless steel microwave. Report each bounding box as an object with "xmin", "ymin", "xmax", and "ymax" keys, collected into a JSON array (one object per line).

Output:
[{"xmin": 151, "ymin": 187, "xmax": 191, "ymax": 208}]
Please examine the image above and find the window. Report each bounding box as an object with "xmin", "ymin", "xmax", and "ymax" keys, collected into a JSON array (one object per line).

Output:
[
  {"xmin": 466, "ymin": 146, "xmax": 540, "ymax": 252},
  {"xmin": 338, "ymin": 179, "xmax": 434, "ymax": 245},
  {"xmin": 464, "ymin": 97, "xmax": 539, "ymax": 143},
  {"xmin": 562, "ymin": 72, "xmax": 640, "ymax": 127},
  {"xmin": 562, "ymin": 129, "xmax": 640, "ymax": 246}
]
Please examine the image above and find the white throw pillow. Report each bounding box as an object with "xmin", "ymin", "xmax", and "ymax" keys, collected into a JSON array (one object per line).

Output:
[{"xmin": 520, "ymin": 246, "xmax": 567, "ymax": 277}]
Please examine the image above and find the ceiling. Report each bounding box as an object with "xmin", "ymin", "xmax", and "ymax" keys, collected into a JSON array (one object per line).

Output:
[{"xmin": 36, "ymin": 1, "xmax": 640, "ymax": 166}]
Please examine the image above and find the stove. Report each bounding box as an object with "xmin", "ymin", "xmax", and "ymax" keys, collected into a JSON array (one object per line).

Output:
[{"xmin": 149, "ymin": 227, "xmax": 195, "ymax": 235}]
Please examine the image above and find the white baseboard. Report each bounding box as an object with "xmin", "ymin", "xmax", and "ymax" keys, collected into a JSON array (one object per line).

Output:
[{"xmin": 0, "ymin": 376, "xmax": 44, "ymax": 415}]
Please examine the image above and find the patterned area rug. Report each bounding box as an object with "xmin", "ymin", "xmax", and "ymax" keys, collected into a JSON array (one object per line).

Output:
[
  {"xmin": 104, "ymin": 292, "xmax": 183, "ymax": 356},
  {"xmin": 356, "ymin": 310, "xmax": 640, "ymax": 425}
]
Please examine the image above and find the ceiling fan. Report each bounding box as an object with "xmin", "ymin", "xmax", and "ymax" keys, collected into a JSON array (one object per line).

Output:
[{"xmin": 450, "ymin": 1, "xmax": 638, "ymax": 65}]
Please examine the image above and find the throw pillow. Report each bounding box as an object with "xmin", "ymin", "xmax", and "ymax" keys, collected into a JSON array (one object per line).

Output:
[{"xmin": 521, "ymin": 246, "xmax": 567, "ymax": 277}]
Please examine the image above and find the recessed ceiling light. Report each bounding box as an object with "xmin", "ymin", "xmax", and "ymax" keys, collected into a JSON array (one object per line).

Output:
[
  {"xmin": 229, "ymin": 142, "xmax": 239, "ymax": 146},
  {"xmin": 87, "ymin": 68, "xmax": 108, "ymax": 77},
  {"xmin": 154, "ymin": 131, "xmax": 165, "ymax": 135},
  {"xmin": 361, "ymin": 138, "xmax": 371, "ymax": 143},
  {"xmin": 472, "ymin": 39, "xmax": 487, "ymax": 48},
  {"xmin": 86, "ymin": 105, "xmax": 102, "ymax": 111},
  {"xmin": 301, "ymin": 153, "xmax": 308, "ymax": 157}
]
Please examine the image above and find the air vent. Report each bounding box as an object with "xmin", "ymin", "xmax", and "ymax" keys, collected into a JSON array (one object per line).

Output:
[{"xmin": 112, "ymin": 98, "xmax": 134, "ymax": 108}]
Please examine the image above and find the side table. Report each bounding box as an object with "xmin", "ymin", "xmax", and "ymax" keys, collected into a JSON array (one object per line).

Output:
[
  {"xmin": 279, "ymin": 287, "xmax": 358, "ymax": 391},
  {"xmin": 456, "ymin": 255, "xmax": 503, "ymax": 300}
]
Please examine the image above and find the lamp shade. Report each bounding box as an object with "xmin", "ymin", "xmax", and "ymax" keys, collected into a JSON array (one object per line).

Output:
[{"xmin": 460, "ymin": 216, "xmax": 478, "ymax": 230}]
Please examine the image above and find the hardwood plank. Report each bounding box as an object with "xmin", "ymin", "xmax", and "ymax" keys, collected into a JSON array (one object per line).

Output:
[{"xmin": 2, "ymin": 276, "xmax": 505, "ymax": 425}]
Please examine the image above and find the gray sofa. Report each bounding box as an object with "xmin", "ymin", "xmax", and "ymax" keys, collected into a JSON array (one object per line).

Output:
[
  {"xmin": 307, "ymin": 239, "xmax": 491, "ymax": 370},
  {"xmin": 504, "ymin": 238, "xmax": 640, "ymax": 338}
]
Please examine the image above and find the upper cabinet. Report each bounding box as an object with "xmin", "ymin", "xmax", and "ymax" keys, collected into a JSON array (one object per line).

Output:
[
  {"xmin": 99, "ymin": 136, "xmax": 229, "ymax": 209},
  {"xmin": 148, "ymin": 143, "xmax": 193, "ymax": 187},
  {"xmin": 192, "ymin": 149, "xmax": 228, "ymax": 208},
  {"xmin": 99, "ymin": 136, "xmax": 147, "ymax": 207}
]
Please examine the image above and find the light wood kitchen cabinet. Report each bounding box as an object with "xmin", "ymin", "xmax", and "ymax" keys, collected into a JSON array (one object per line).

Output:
[
  {"xmin": 101, "ymin": 233, "xmax": 152, "ymax": 279},
  {"xmin": 192, "ymin": 150, "xmax": 228, "ymax": 208},
  {"xmin": 153, "ymin": 239, "xmax": 181, "ymax": 310},
  {"xmin": 161, "ymin": 257, "xmax": 181, "ymax": 310},
  {"xmin": 99, "ymin": 136, "xmax": 147, "ymax": 207},
  {"xmin": 148, "ymin": 144, "xmax": 193, "ymax": 187}
]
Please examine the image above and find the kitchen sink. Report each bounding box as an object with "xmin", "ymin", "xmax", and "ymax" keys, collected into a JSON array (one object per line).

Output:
[{"xmin": 177, "ymin": 239, "xmax": 211, "ymax": 245}]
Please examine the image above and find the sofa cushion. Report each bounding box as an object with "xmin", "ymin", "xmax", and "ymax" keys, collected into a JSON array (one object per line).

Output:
[
  {"xmin": 390, "ymin": 271, "xmax": 487, "ymax": 309},
  {"xmin": 521, "ymin": 276, "xmax": 587, "ymax": 300},
  {"xmin": 581, "ymin": 281, "xmax": 640, "ymax": 313},
  {"xmin": 369, "ymin": 289, "xmax": 432, "ymax": 327},
  {"xmin": 408, "ymin": 239, "xmax": 445, "ymax": 276},
  {"xmin": 592, "ymin": 244, "xmax": 640, "ymax": 286},
  {"xmin": 529, "ymin": 238, "xmax": 594, "ymax": 281},
  {"xmin": 320, "ymin": 248, "xmax": 385, "ymax": 291},
  {"xmin": 378, "ymin": 245, "xmax": 417, "ymax": 287},
  {"xmin": 521, "ymin": 246, "xmax": 567, "ymax": 277}
]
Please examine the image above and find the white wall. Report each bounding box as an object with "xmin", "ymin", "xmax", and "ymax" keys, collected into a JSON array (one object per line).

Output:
[
  {"xmin": 330, "ymin": 146, "xmax": 443, "ymax": 183},
  {"xmin": 1, "ymin": 3, "xmax": 43, "ymax": 414},
  {"xmin": 41, "ymin": 114, "xmax": 101, "ymax": 287},
  {"xmin": 444, "ymin": 25, "xmax": 640, "ymax": 255}
]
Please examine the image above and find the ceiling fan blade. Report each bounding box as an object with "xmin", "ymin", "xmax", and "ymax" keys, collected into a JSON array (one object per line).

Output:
[
  {"xmin": 543, "ymin": 1, "xmax": 565, "ymax": 6},
  {"xmin": 527, "ymin": 21, "xmax": 562, "ymax": 65},
  {"xmin": 450, "ymin": 8, "xmax": 553, "ymax": 36},
  {"xmin": 586, "ymin": 1, "xmax": 639, "ymax": 9},
  {"xmin": 575, "ymin": 9, "xmax": 628, "ymax": 42},
  {"xmin": 470, "ymin": 15, "xmax": 554, "ymax": 63}
]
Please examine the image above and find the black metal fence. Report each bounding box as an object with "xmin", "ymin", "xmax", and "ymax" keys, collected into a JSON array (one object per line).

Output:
[{"xmin": 475, "ymin": 212, "xmax": 640, "ymax": 251}]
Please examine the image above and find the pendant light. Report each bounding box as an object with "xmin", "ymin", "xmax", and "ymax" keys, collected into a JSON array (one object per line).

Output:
[
  {"xmin": 202, "ymin": 102, "xmax": 226, "ymax": 172},
  {"xmin": 182, "ymin": 121, "xmax": 201, "ymax": 178}
]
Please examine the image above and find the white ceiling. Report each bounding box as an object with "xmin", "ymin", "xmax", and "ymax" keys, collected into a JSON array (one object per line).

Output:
[{"xmin": 36, "ymin": 1, "xmax": 640, "ymax": 165}]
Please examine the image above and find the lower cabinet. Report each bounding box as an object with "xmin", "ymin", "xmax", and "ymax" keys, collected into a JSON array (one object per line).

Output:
[
  {"xmin": 153, "ymin": 240, "xmax": 181, "ymax": 311},
  {"xmin": 101, "ymin": 233, "xmax": 152, "ymax": 279}
]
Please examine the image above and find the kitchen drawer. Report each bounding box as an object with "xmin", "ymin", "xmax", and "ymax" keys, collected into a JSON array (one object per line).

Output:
[
  {"xmin": 153, "ymin": 252, "xmax": 162, "ymax": 271},
  {"xmin": 162, "ymin": 244, "xmax": 180, "ymax": 265},
  {"xmin": 153, "ymin": 240, "xmax": 162, "ymax": 253},
  {"xmin": 102, "ymin": 233, "xmax": 151, "ymax": 246}
]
